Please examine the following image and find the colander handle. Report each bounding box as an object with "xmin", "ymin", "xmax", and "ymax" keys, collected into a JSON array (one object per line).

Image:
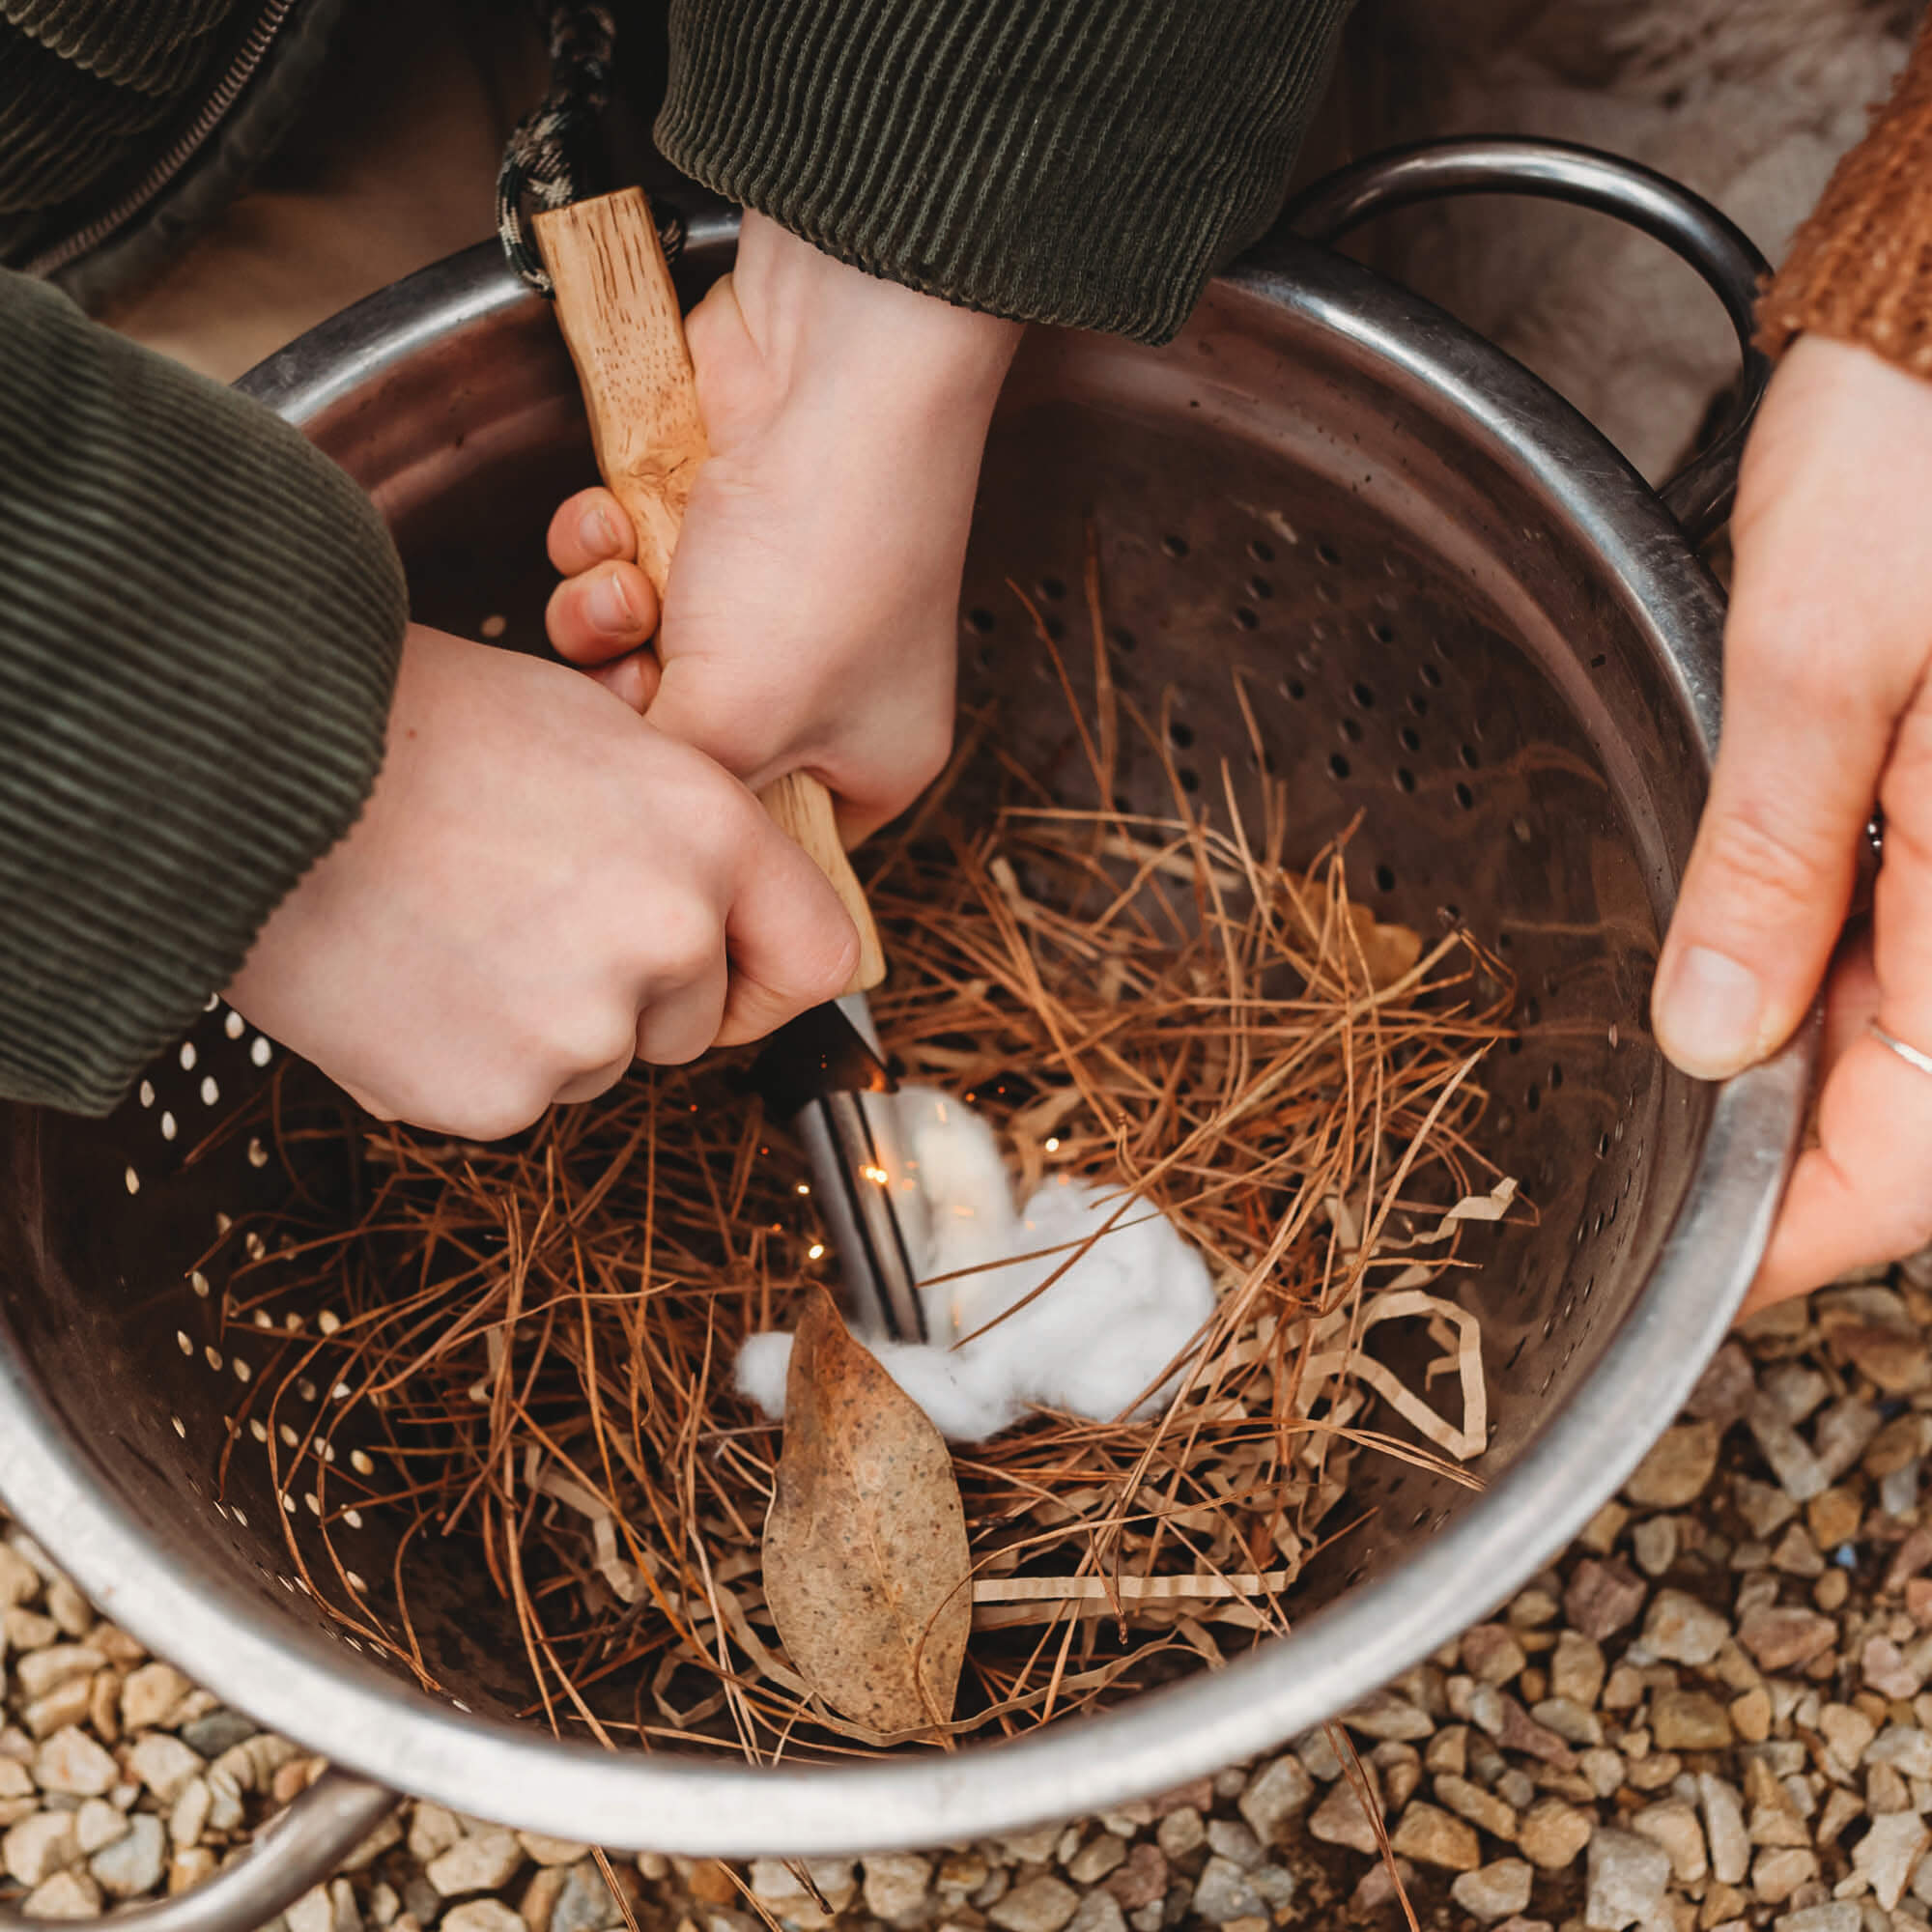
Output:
[
  {"xmin": 0, "ymin": 1770, "xmax": 397, "ymax": 1932},
  {"xmin": 1281, "ymin": 137, "xmax": 1773, "ymax": 546}
]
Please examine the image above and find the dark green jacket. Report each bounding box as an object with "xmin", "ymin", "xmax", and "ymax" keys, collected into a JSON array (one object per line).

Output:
[{"xmin": 0, "ymin": 0, "xmax": 1350, "ymax": 1115}]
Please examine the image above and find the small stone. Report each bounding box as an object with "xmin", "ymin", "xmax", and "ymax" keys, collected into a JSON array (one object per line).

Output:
[
  {"xmin": 1774, "ymin": 1908, "xmax": 1861, "ymax": 1932},
  {"xmin": 1581, "ymin": 1503, "xmax": 1631, "ymax": 1554},
  {"xmin": 552, "ymin": 1862, "xmax": 623, "ymax": 1932},
  {"xmin": 1155, "ymin": 1807, "xmax": 1204, "ymax": 1859},
  {"xmin": 429, "ymin": 1830, "xmax": 527, "ymax": 1897},
  {"xmin": 988, "ymin": 1875, "xmax": 1080, "ymax": 1932},
  {"xmin": 1628, "ymin": 1422, "xmax": 1720, "ymax": 1509},
  {"xmin": 1566, "ymin": 1561, "xmax": 1647, "ymax": 1641},
  {"xmin": 1740, "ymin": 1606, "xmax": 1839, "ymax": 1672},
  {"xmin": 1308, "ymin": 1782, "xmax": 1379, "ymax": 1855},
  {"xmin": 5, "ymin": 1607, "xmax": 59, "ymax": 1651},
  {"xmin": 1765, "ymin": 1363, "xmax": 1831, "ymax": 1424},
  {"xmin": 1586, "ymin": 1828, "xmax": 1672, "ymax": 1931},
  {"xmin": 289, "ymin": 1886, "xmax": 338, "ymax": 1932},
  {"xmin": 1294, "ymin": 1727, "xmax": 1344, "ymax": 1782},
  {"xmin": 1739, "ymin": 1481, "xmax": 1802, "ymax": 1543},
  {"xmin": 1633, "ymin": 1801, "xmax": 1708, "ymax": 1883},
  {"xmin": 1237, "ymin": 1757, "xmax": 1313, "ymax": 1844},
  {"xmin": 1822, "ymin": 1703, "xmax": 1880, "ymax": 1773},
  {"xmin": 1700, "ymin": 1776, "xmax": 1749, "ymax": 1885},
  {"xmin": 1866, "ymin": 1639, "xmax": 1926, "ymax": 1702},
  {"xmin": 1809, "ymin": 1489, "xmax": 1863, "ymax": 1550},
  {"xmin": 1855, "ymin": 1813, "xmax": 1930, "ymax": 1909},
  {"xmin": 1390, "ymin": 1802, "xmax": 1481, "ymax": 1872},
  {"xmin": 177, "ymin": 1712, "xmax": 256, "ymax": 1760},
  {"xmin": 1633, "ymin": 1517, "xmax": 1679, "ymax": 1577},
  {"xmin": 1551, "ymin": 1633, "xmax": 1606, "ymax": 1708},
  {"xmin": 442, "ymin": 1906, "xmax": 527, "ymax": 1932},
  {"xmin": 1350, "ymin": 1858, "xmax": 1414, "ymax": 1916},
  {"xmin": 1520, "ymin": 1800, "xmax": 1594, "ymax": 1871},
  {"xmin": 1065, "ymin": 1894, "xmax": 1126, "ymax": 1932},
  {"xmin": 521, "ymin": 1868, "xmax": 567, "ymax": 1932},
  {"xmin": 1870, "ymin": 1728, "xmax": 1932, "ymax": 1781},
  {"xmin": 1833, "ymin": 1326, "xmax": 1930, "ymax": 1394},
  {"xmin": 43, "ymin": 1580, "xmax": 91, "ymax": 1639},
  {"xmin": 5, "ymin": 1812, "xmax": 80, "ymax": 1886},
  {"xmin": 1773, "ymin": 1524, "xmax": 1826, "ymax": 1577},
  {"xmin": 1452, "ymin": 1861, "xmax": 1535, "ymax": 1923},
  {"xmin": 15, "ymin": 1647, "xmax": 105, "ymax": 1706},
  {"xmin": 1511, "ymin": 1587, "xmax": 1561, "ymax": 1629},
  {"xmin": 1067, "ymin": 1837, "xmax": 1124, "ymax": 1887},
  {"xmin": 1643, "ymin": 1591, "xmax": 1730, "ymax": 1666},
  {"xmin": 1190, "ymin": 1857, "xmax": 1264, "ymax": 1924},
  {"xmin": 0, "ymin": 1543, "xmax": 42, "ymax": 1607},
  {"xmin": 90, "ymin": 1815, "xmax": 165, "ymax": 1899},
  {"xmin": 32, "ymin": 1729, "xmax": 117, "ymax": 1800},
  {"xmin": 1437, "ymin": 1773, "xmax": 1519, "ymax": 1839},
  {"xmin": 1754, "ymin": 1849, "xmax": 1823, "ymax": 1904},
  {"xmin": 23, "ymin": 1867, "xmax": 101, "ymax": 1918},
  {"xmin": 113, "ymin": 1662, "xmax": 187, "ymax": 1735},
  {"xmin": 519, "ymin": 1835, "xmax": 590, "ymax": 1869},
  {"xmin": 859, "ymin": 1851, "xmax": 934, "ymax": 1922},
  {"xmin": 1688, "ymin": 1343, "xmax": 1756, "ymax": 1427},
  {"xmin": 1532, "ymin": 1698, "xmax": 1603, "ymax": 1747},
  {"xmin": 72, "ymin": 1802, "xmax": 125, "ymax": 1857},
  {"xmin": 1205, "ymin": 1819, "xmax": 1262, "ymax": 1871},
  {"xmin": 1652, "ymin": 1691, "xmax": 1733, "ymax": 1752},
  {"xmin": 1104, "ymin": 1845, "xmax": 1167, "ymax": 1912},
  {"xmin": 408, "ymin": 1804, "xmax": 464, "ymax": 1864},
  {"xmin": 1749, "ymin": 1398, "xmax": 1830, "ymax": 1501},
  {"xmin": 1498, "ymin": 1694, "xmax": 1579, "ymax": 1768},
  {"xmin": 168, "ymin": 1849, "xmax": 216, "ymax": 1896},
  {"xmin": 23, "ymin": 1681, "xmax": 92, "ymax": 1740},
  {"xmin": 1581, "ymin": 1749, "xmax": 1626, "ymax": 1799},
  {"xmin": 1465, "ymin": 1625, "xmax": 1530, "ymax": 1685},
  {"xmin": 1345, "ymin": 1690, "xmax": 1435, "ymax": 1741},
  {"xmin": 125, "ymin": 1736, "xmax": 203, "ymax": 1804},
  {"xmin": 168, "ymin": 1778, "xmax": 211, "ymax": 1850},
  {"xmin": 1732, "ymin": 1688, "xmax": 1774, "ymax": 1744}
]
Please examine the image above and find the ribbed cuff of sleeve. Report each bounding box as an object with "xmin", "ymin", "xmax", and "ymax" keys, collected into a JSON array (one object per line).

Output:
[
  {"xmin": 1757, "ymin": 23, "xmax": 1932, "ymax": 373},
  {"xmin": 0, "ymin": 271, "xmax": 406, "ymax": 1116},
  {"xmin": 657, "ymin": 0, "xmax": 1353, "ymax": 345}
]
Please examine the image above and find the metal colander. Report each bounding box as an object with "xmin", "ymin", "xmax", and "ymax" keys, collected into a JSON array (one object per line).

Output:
[{"xmin": 0, "ymin": 141, "xmax": 1811, "ymax": 1927}]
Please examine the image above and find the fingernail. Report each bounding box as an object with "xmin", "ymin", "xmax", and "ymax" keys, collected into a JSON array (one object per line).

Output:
[
  {"xmin": 586, "ymin": 573, "xmax": 637, "ymax": 634},
  {"xmin": 1655, "ymin": 943, "xmax": 1763, "ymax": 1079},
  {"xmin": 581, "ymin": 505, "xmax": 622, "ymax": 555}
]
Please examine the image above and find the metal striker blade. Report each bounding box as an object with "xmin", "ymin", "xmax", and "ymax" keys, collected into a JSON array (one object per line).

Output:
[{"xmin": 750, "ymin": 997, "xmax": 930, "ymax": 1344}]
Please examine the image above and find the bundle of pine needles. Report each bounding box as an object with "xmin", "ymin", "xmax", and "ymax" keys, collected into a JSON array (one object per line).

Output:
[{"xmin": 212, "ymin": 582, "xmax": 1520, "ymax": 1762}]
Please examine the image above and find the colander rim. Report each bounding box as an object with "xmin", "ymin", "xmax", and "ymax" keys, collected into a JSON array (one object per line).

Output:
[{"xmin": 0, "ymin": 230, "xmax": 1811, "ymax": 1855}]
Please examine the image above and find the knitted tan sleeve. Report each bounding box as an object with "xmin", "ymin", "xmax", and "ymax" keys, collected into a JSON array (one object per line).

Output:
[{"xmin": 1758, "ymin": 23, "xmax": 1932, "ymax": 373}]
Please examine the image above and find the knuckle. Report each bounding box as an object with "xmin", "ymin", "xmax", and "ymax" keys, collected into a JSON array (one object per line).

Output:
[{"xmin": 1693, "ymin": 796, "xmax": 1837, "ymax": 923}]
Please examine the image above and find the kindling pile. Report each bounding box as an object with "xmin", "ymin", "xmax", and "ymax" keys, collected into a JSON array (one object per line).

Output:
[{"xmin": 213, "ymin": 576, "xmax": 1519, "ymax": 1758}]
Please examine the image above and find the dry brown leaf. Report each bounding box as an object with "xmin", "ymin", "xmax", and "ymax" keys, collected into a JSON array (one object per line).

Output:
[{"xmin": 762, "ymin": 1288, "xmax": 971, "ymax": 1734}]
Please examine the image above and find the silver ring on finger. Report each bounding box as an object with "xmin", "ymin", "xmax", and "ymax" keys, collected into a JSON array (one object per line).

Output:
[{"xmin": 1869, "ymin": 1020, "xmax": 1932, "ymax": 1080}]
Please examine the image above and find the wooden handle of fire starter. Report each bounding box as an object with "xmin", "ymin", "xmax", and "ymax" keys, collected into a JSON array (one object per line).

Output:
[{"xmin": 533, "ymin": 188, "xmax": 887, "ymax": 994}]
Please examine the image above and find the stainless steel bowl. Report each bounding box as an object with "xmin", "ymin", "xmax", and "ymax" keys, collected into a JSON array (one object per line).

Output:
[{"xmin": 0, "ymin": 141, "xmax": 1810, "ymax": 1928}]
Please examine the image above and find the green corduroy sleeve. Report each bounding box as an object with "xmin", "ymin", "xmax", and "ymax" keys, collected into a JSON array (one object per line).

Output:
[
  {"xmin": 0, "ymin": 271, "xmax": 406, "ymax": 1116},
  {"xmin": 655, "ymin": 0, "xmax": 1353, "ymax": 345}
]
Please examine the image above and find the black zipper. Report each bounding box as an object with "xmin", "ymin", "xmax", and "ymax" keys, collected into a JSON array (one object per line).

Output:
[{"xmin": 24, "ymin": 0, "xmax": 301, "ymax": 279}]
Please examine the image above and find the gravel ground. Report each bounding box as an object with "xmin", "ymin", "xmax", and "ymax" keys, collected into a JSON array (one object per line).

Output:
[{"xmin": 8, "ymin": 1266, "xmax": 1932, "ymax": 1932}]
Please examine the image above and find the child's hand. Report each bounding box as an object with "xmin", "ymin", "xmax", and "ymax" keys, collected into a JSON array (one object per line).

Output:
[
  {"xmin": 226, "ymin": 624, "xmax": 859, "ymax": 1138},
  {"xmin": 543, "ymin": 213, "xmax": 1022, "ymax": 842},
  {"xmin": 1651, "ymin": 335, "xmax": 1932, "ymax": 1304}
]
